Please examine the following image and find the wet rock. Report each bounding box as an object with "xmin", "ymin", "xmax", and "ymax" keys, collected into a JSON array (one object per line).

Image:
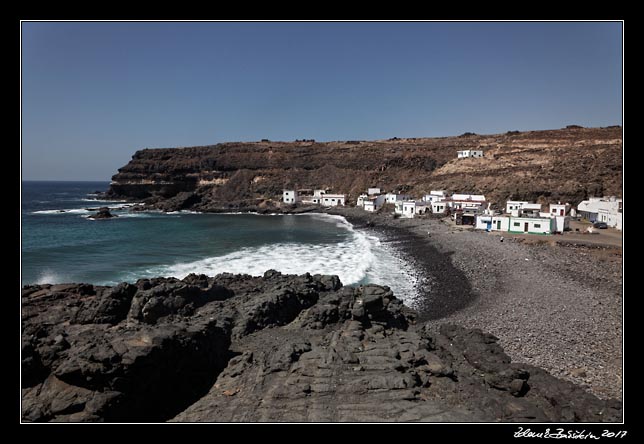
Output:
[{"xmin": 89, "ymin": 207, "xmax": 117, "ymax": 219}]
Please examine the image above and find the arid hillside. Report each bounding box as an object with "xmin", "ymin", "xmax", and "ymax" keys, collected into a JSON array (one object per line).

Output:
[{"xmin": 108, "ymin": 126, "xmax": 622, "ymax": 211}]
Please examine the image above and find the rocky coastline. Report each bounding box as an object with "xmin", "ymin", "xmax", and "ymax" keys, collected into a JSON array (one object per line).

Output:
[
  {"xmin": 323, "ymin": 207, "xmax": 623, "ymax": 402},
  {"xmin": 22, "ymin": 271, "xmax": 621, "ymax": 422}
]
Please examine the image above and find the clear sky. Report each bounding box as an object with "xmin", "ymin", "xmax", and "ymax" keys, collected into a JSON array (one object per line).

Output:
[{"xmin": 21, "ymin": 21, "xmax": 622, "ymax": 181}]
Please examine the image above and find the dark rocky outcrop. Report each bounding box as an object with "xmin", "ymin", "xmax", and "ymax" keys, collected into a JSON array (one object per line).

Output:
[
  {"xmin": 21, "ymin": 272, "xmax": 621, "ymax": 422},
  {"xmin": 106, "ymin": 127, "xmax": 622, "ymax": 211},
  {"xmin": 88, "ymin": 207, "xmax": 116, "ymax": 219}
]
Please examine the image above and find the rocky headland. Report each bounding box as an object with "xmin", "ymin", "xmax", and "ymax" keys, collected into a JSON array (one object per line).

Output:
[
  {"xmin": 105, "ymin": 126, "xmax": 622, "ymax": 212},
  {"xmin": 21, "ymin": 272, "xmax": 621, "ymax": 422}
]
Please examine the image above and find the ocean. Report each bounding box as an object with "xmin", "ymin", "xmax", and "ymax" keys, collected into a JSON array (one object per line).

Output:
[{"xmin": 21, "ymin": 181, "xmax": 419, "ymax": 306}]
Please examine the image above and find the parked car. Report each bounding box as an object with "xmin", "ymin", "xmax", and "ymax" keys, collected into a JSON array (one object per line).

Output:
[{"xmin": 593, "ymin": 222, "xmax": 608, "ymax": 229}]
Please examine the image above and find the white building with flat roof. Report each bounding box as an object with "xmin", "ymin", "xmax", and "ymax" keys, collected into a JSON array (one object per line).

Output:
[
  {"xmin": 364, "ymin": 195, "xmax": 386, "ymax": 212},
  {"xmin": 451, "ymin": 193, "xmax": 486, "ymax": 202},
  {"xmin": 401, "ymin": 201, "xmax": 429, "ymax": 218},
  {"xmin": 283, "ymin": 190, "xmax": 300, "ymax": 204},
  {"xmin": 508, "ymin": 217, "xmax": 554, "ymax": 235},
  {"xmin": 423, "ymin": 190, "xmax": 447, "ymax": 203},
  {"xmin": 321, "ymin": 194, "xmax": 345, "ymax": 206},
  {"xmin": 549, "ymin": 202, "xmax": 570, "ymax": 217},
  {"xmin": 457, "ymin": 150, "xmax": 484, "ymax": 159},
  {"xmin": 475, "ymin": 215, "xmax": 510, "ymax": 232},
  {"xmin": 385, "ymin": 193, "xmax": 411, "ymax": 204},
  {"xmin": 431, "ymin": 201, "xmax": 448, "ymax": 214},
  {"xmin": 367, "ymin": 188, "xmax": 381, "ymax": 195},
  {"xmin": 506, "ymin": 201, "xmax": 529, "ymax": 214},
  {"xmin": 577, "ymin": 197, "xmax": 622, "ymax": 230}
]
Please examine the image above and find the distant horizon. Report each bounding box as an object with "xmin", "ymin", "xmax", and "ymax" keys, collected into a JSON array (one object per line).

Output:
[{"xmin": 22, "ymin": 22, "xmax": 622, "ymax": 181}]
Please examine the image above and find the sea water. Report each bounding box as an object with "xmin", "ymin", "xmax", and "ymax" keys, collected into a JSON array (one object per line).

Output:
[{"xmin": 21, "ymin": 181, "xmax": 419, "ymax": 306}]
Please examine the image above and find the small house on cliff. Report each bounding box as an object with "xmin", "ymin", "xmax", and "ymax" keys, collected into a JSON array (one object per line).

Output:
[
  {"xmin": 457, "ymin": 150, "xmax": 484, "ymax": 159},
  {"xmin": 283, "ymin": 190, "xmax": 300, "ymax": 204}
]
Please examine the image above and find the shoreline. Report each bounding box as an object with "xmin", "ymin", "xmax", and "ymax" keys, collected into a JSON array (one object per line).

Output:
[
  {"xmin": 323, "ymin": 206, "xmax": 622, "ymax": 401},
  {"xmin": 27, "ymin": 201, "xmax": 623, "ymax": 401}
]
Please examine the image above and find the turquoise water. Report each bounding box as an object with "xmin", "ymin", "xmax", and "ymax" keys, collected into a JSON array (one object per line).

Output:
[{"xmin": 21, "ymin": 181, "xmax": 419, "ymax": 304}]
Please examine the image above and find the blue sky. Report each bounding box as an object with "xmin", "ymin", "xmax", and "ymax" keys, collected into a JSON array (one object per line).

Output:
[{"xmin": 21, "ymin": 21, "xmax": 622, "ymax": 181}]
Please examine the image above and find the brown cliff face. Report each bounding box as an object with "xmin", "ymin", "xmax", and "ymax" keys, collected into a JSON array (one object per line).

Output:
[{"xmin": 108, "ymin": 126, "xmax": 622, "ymax": 210}]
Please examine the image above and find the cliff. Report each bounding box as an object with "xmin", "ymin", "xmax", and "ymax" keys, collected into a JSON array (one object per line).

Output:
[
  {"xmin": 21, "ymin": 272, "xmax": 621, "ymax": 422},
  {"xmin": 107, "ymin": 126, "xmax": 622, "ymax": 211}
]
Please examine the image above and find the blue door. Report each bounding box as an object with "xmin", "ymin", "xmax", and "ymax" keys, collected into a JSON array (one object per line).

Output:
[{"xmin": 486, "ymin": 221, "xmax": 492, "ymax": 231}]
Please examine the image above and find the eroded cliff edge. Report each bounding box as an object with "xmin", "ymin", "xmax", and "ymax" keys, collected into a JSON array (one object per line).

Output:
[
  {"xmin": 22, "ymin": 272, "xmax": 621, "ymax": 422},
  {"xmin": 106, "ymin": 126, "xmax": 622, "ymax": 212}
]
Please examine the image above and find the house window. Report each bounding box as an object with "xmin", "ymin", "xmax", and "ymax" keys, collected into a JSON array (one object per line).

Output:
[
  {"xmin": 513, "ymin": 222, "xmax": 520, "ymax": 227},
  {"xmin": 332, "ymin": 199, "xmax": 336, "ymax": 202},
  {"xmin": 534, "ymin": 224, "xmax": 541, "ymax": 228}
]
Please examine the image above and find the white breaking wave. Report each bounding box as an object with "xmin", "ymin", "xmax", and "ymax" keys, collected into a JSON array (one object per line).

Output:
[
  {"xmin": 80, "ymin": 198, "xmax": 138, "ymax": 204},
  {"xmin": 145, "ymin": 213, "xmax": 421, "ymax": 307},
  {"xmin": 33, "ymin": 208, "xmax": 90, "ymax": 215},
  {"xmin": 32, "ymin": 203, "xmax": 139, "ymax": 215},
  {"xmin": 35, "ymin": 270, "xmax": 64, "ymax": 285},
  {"xmin": 164, "ymin": 210, "xmax": 202, "ymax": 214}
]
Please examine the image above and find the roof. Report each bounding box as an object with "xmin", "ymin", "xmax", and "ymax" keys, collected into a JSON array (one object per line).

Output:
[
  {"xmin": 452, "ymin": 194, "xmax": 486, "ymax": 201},
  {"xmin": 510, "ymin": 216, "xmax": 553, "ymax": 222},
  {"xmin": 577, "ymin": 199, "xmax": 621, "ymax": 214},
  {"xmin": 322, "ymin": 194, "xmax": 345, "ymax": 198}
]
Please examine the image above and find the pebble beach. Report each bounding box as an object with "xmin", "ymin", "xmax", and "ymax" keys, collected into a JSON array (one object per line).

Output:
[{"xmin": 328, "ymin": 207, "xmax": 623, "ymax": 401}]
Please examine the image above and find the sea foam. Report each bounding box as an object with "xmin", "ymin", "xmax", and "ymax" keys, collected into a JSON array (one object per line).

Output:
[{"xmin": 145, "ymin": 213, "xmax": 420, "ymax": 307}]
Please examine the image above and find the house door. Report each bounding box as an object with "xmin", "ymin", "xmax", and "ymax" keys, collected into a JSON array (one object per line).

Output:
[
  {"xmin": 524, "ymin": 222, "xmax": 529, "ymax": 232},
  {"xmin": 497, "ymin": 221, "xmax": 501, "ymax": 230},
  {"xmin": 560, "ymin": 209, "xmax": 564, "ymax": 216},
  {"xmin": 486, "ymin": 221, "xmax": 492, "ymax": 231}
]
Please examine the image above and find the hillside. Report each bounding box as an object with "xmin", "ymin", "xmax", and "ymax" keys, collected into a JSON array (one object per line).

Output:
[{"xmin": 107, "ymin": 126, "xmax": 622, "ymax": 211}]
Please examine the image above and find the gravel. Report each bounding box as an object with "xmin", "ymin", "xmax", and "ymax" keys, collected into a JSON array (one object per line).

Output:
[{"xmin": 326, "ymin": 207, "xmax": 623, "ymax": 401}]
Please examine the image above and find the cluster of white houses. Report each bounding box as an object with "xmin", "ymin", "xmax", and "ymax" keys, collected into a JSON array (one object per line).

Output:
[{"xmin": 283, "ymin": 188, "xmax": 622, "ymax": 234}]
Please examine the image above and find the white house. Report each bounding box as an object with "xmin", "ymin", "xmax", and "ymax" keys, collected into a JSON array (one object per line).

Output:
[
  {"xmin": 367, "ymin": 188, "xmax": 381, "ymax": 195},
  {"xmin": 451, "ymin": 200, "xmax": 485, "ymax": 211},
  {"xmin": 508, "ymin": 217, "xmax": 554, "ymax": 235},
  {"xmin": 475, "ymin": 215, "xmax": 510, "ymax": 232},
  {"xmin": 364, "ymin": 195, "xmax": 386, "ymax": 212},
  {"xmin": 431, "ymin": 201, "xmax": 448, "ymax": 214},
  {"xmin": 283, "ymin": 190, "xmax": 300, "ymax": 204},
  {"xmin": 452, "ymin": 193, "xmax": 486, "ymax": 202},
  {"xmin": 507, "ymin": 202, "xmax": 541, "ymax": 217},
  {"xmin": 401, "ymin": 201, "xmax": 429, "ymax": 218},
  {"xmin": 356, "ymin": 194, "xmax": 369, "ymax": 207},
  {"xmin": 607, "ymin": 212, "xmax": 623, "ymax": 231},
  {"xmin": 553, "ymin": 216, "xmax": 570, "ymax": 233},
  {"xmin": 423, "ymin": 190, "xmax": 447, "ymax": 203},
  {"xmin": 449, "ymin": 194, "xmax": 486, "ymax": 211},
  {"xmin": 457, "ymin": 150, "xmax": 484, "ymax": 159},
  {"xmin": 385, "ymin": 193, "xmax": 411, "ymax": 204},
  {"xmin": 517, "ymin": 203, "xmax": 542, "ymax": 216},
  {"xmin": 549, "ymin": 202, "xmax": 570, "ymax": 217},
  {"xmin": 577, "ymin": 197, "xmax": 622, "ymax": 230},
  {"xmin": 506, "ymin": 201, "xmax": 529, "ymax": 214},
  {"xmin": 321, "ymin": 194, "xmax": 346, "ymax": 206}
]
